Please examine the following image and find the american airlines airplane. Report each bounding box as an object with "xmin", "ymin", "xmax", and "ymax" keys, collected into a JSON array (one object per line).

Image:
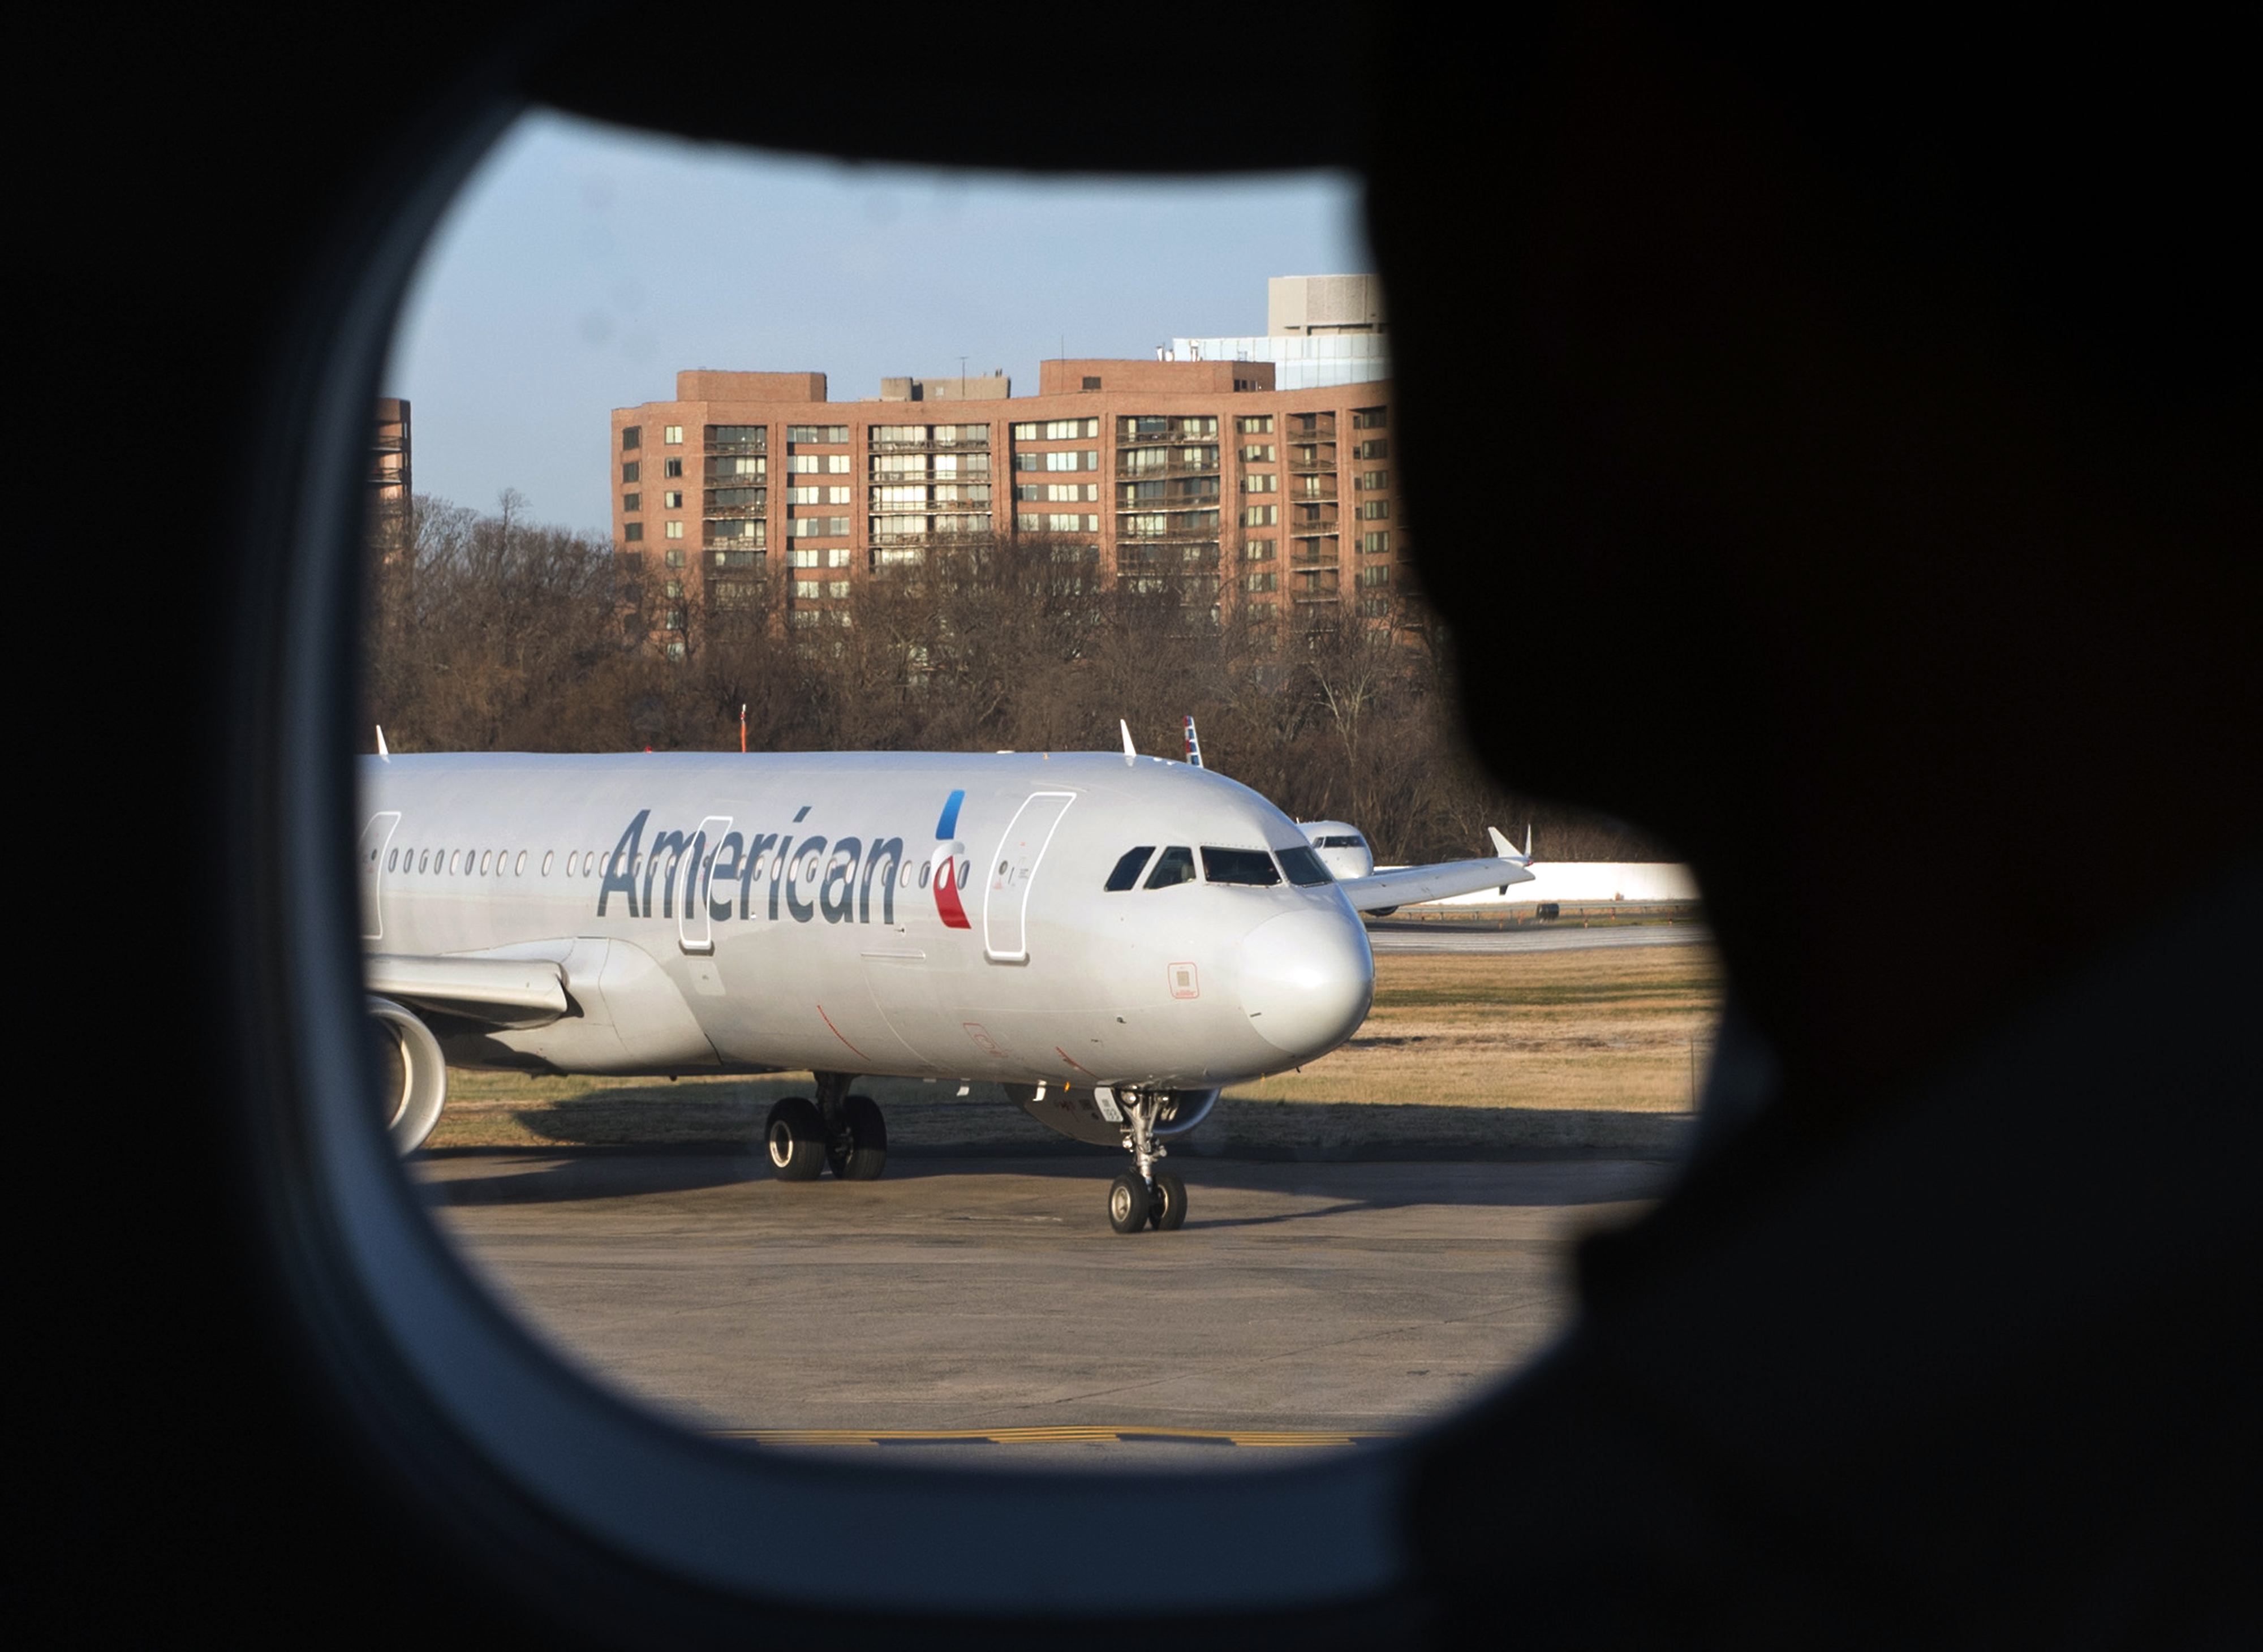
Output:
[{"xmin": 359, "ymin": 732, "xmax": 1531, "ymax": 1231}]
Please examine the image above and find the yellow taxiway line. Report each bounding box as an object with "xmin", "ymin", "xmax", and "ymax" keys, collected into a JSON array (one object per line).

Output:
[{"xmin": 713, "ymin": 1426, "xmax": 1399, "ymax": 1448}]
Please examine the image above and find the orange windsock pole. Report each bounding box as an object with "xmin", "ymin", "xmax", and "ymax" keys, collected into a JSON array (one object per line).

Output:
[{"xmin": 739, "ymin": 703, "xmax": 747, "ymax": 754}]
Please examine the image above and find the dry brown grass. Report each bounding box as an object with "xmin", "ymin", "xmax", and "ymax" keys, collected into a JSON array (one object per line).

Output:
[{"xmin": 421, "ymin": 942, "xmax": 1726, "ymax": 1155}]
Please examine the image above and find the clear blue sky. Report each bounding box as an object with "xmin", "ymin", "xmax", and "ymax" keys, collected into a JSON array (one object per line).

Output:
[{"xmin": 387, "ymin": 111, "xmax": 1370, "ymax": 535}]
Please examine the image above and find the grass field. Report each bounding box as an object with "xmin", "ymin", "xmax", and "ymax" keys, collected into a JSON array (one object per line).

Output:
[{"xmin": 420, "ymin": 942, "xmax": 1726, "ymax": 1156}]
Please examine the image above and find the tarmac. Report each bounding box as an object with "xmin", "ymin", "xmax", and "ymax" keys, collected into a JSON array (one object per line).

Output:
[{"xmin": 418, "ymin": 1151, "xmax": 1677, "ymax": 1469}]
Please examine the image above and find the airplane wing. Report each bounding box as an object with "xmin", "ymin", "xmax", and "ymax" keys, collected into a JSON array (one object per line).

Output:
[
  {"xmin": 365, "ymin": 954, "xmax": 570, "ymax": 1029},
  {"xmin": 1335, "ymin": 857, "xmax": 1535, "ymax": 913}
]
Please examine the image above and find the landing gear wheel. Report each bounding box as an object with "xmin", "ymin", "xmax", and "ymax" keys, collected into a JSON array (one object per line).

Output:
[
  {"xmin": 764, "ymin": 1096, "xmax": 825, "ymax": 1181},
  {"xmin": 1148, "ymin": 1169, "xmax": 1187, "ymax": 1231},
  {"xmin": 833, "ymin": 1094, "xmax": 889, "ymax": 1181},
  {"xmin": 1107, "ymin": 1172, "xmax": 1151, "ymax": 1234}
]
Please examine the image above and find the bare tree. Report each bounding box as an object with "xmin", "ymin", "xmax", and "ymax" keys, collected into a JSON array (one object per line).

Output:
[{"xmin": 364, "ymin": 496, "xmax": 1675, "ymax": 861}]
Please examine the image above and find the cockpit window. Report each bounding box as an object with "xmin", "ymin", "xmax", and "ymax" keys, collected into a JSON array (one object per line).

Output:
[
  {"xmin": 1144, "ymin": 845, "xmax": 1197, "ymax": 889},
  {"xmin": 1201, "ymin": 846, "xmax": 1281, "ymax": 886},
  {"xmin": 1104, "ymin": 846, "xmax": 1156, "ymax": 891},
  {"xmin": 1315, "ymin": 834, "xmax": 1366, "ymax": 849},
  {"xmin": 1276, "ymin": 845, "xmax": 1334, "ymax": 886}
]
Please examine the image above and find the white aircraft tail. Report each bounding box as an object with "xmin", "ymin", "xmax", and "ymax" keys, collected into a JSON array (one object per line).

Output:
[
  {"xmin": 1120, "ymin": 719, "xmax": 1137, "ymax": 758},
  {"xmin": 376, "ymin": 725, "xmax": 390, "ymax": 761}
]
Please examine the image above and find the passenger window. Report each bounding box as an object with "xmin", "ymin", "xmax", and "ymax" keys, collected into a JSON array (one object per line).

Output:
[
  {"xmin": 1105, "ymin": 846, "xmax": 1156, "ymax": 890},
  {"xmin": 1144, "ymin": 845, "xmax": 1197, "ymax": 889},
  {"xmin": 1277, "ymin": 845, "xmax": 1334, "ymax": 886},
  {"xmin": 1202, "ymin": 846, "xmax": 1281, "ymax": 886}
]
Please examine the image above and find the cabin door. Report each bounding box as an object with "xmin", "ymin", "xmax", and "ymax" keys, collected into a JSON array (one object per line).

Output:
[
  {"xmin": 678, "ymin": 815, "xmax": 733, "ymax": 955},
  {"xmin": 358, "ymin": 811, "xmax": 401, "ymax": 942},
  {"xmin": 982, "ymin": 791, "xmax": 1075, "ymax": 963}
]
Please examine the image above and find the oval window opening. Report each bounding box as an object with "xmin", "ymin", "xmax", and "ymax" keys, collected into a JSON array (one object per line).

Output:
[{"xmin": 359, "ymin": 109, "xmax": 1714, "ymax": 1490}]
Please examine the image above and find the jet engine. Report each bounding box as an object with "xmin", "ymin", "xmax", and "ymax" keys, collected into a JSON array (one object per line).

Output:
[{"xmin": 368, "ymin": 996, "xmax": 449, "ymax": 1154}]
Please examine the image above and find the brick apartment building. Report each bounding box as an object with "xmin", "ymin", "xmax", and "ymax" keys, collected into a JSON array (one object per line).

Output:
[{"xmin": 610, "ymin": 357, "xmax": 1401, "ymax": 645}]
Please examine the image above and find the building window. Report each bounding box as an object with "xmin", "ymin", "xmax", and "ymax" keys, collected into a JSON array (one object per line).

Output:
[
  {"xmin": 622, "ymin": 426, "xmax": 641, "ymax": 450},
  {"xmin": 623, "ymin": 522, "xmax": 643, "ymax": 542},
  {"xmin": 1242, "ymin": 444, "xmax": 1276, "ymax": 462},
  {"xmin": 1047, "ymin": 483, "xmax": 1098, "ymax": 502},
  {"xmin": 664, "ymin": 491, "xmax": 685, "ymax": 509},
  {"xmin": 1245, "ymin": 569, "xmax": 1278, "ymax": 592},
  {"xmin": 1237, "ymin": 415, "xmax": 1274, "ymax": 434},
  {"xmin": 1241, "ymin": 505, "xmax": 1278, "ymax": 527},
  {"xmin": 664, "ymin": 425, "xmax": 683, "ymax": 444},
  {"xmin": 1043, "ymin": 450, "xmax": 1098, "ymax": 472},
  {"xmin": 1082, "ymin": 376, "xmax": 1102, "ymax": 391},
  {"xmin": 826, "ymin": 547, "xmax": 853, "ymax": 568},
  {"xmin": 664, "ymin": 458, "xmax": 683, "ymax": 479},
  {"xmin": 828, "ymin": 579, "xmax": 852, "ymax": 598},
  {"xmin": 788, "ymin": 424, "xmax": 850, "ymax": 444},
  {"xmin": 1356, "ymin": 438, "xmax": 1388, "ymax": 460},
  {"xmin": 794, "ymin": 580, "xmax": 821, "ymax": 600},
  {"xmin": 1013, "ymin": 483, "xmax": 1043, "ymax": 502},
  {"xmin": 1357, "ymin": 470, "xmax": 1389, "ymax": 490},
  {"xmin": 825, "ymin": 485, "xmax": 852, "ymax": 505},
  {"xmin": 787, "ymin": 486, "xmax": 821, "ymax": 505},
  {"xmin": 1361, "ymin": 531, "xmax": 1391, "ymax": 555},
  {"xmin": 1241, "ymin": 474, "xmax": 1277, "ymax": 493},
  {"xmin": 621, "ymin": 461, "xmax": 640, "ymax": 483},
  {"xmin": 664, "ymin": 520, "xmax": 684, "ymax": 539},
  {"xmin": 787, "ymin": 517, "xmax": 851, "ymax": 537},
  {"xmin": 622, "ymin": 493, "xmax": 642, "ymax": 513},
  {"xmin": 1243, "ymin": 538, "xmax": 1276, "ymax": 562},
  {"xmin": 664, "ymin": 547, "xmax": 685, "ymax": 567},
  {"xmin": 1358, "ymin": 564, "xmax": 1390, "ymax": 586},
  {"xmin": 665, "ymin": 580, "xmax": 683, "ymax": 599},
  {"xmin": 706, "ymin": 425, "xmax": 767, "ymax": 448},
  {"xmin": 1359, "ymin": 499, "xmax": 1390, "ymax": 519},
  {"xmin": 1352, "ymin": 406, "xmax": 1389, "ymax": 429},
  {"xmin": 786, "ymin": 455, "xmax": 819, "ymax": 474},
  {"xmin": 666, "ymin": 639, "xmax": 687, "ymax": 660}
]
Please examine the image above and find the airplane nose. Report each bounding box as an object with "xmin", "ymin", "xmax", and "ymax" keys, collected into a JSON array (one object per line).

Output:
[{"xmin": 1240, "ymin": 907, "xmax": 1374, "ymax": 1059}]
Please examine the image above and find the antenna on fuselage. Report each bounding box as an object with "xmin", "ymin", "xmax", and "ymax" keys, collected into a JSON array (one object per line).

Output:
[{"xmin": 376, "ymin": 725, "xmax": 389, "ymax": 761}]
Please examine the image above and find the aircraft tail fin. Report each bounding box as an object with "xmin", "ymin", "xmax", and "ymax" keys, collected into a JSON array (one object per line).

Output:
[
  {"xmin": 1120, "ymin": 719, "xmax": 1137, "ymax": 758},
  {"xmin": 376, "ymin": 725, "xmax": 390, "ymax": 761},
  {"xmin": 1183, "ymin": 716, "xmax": 1204, "ymax": 768}
]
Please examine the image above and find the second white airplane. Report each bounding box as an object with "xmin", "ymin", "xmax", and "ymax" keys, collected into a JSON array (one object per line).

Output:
[{"xmin": 359, "ymin": 738, "xmax": 1531, "ymax": 1231}]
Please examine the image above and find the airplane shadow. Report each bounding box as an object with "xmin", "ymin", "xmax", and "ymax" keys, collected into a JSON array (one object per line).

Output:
[{"xmin": 414, "ymin": 1135, "xmax": 1680, "ymax": 1214}]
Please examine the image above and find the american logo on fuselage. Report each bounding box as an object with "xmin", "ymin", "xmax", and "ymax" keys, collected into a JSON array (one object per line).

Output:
[{"xmin": 593, "ymin": 797, "xmax": 976, "ymax": 927}]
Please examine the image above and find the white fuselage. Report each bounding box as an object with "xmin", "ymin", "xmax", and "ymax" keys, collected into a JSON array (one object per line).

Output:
[{"xmin": 359, "ymin": 750, "xmax": 1374, "ymax": 1091}]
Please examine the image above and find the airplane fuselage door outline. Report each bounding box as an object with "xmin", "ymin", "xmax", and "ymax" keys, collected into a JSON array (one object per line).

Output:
[
  {"xmin": 983, "ymin": 791, "xmax": 1075, "ymax": 964},
  {"xmin": 679, "ymin": 815, "xmax": 732, "ymax": 955},
  {"xmin": 359, "ymin": 811, "xmax": 401, "ymax": 941}
]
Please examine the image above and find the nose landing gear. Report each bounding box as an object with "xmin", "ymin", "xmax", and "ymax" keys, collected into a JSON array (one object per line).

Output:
[{"xmin": 1102, "ymin": 1087, "xmax": 1190, "ymax": 1234}]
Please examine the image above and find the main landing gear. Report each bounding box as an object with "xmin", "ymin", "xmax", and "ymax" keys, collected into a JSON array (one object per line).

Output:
[
  {"xmin": 1103, "ymin": 1087, "xmax": 1189, "ymax": 1234},
  {"xmin": 764, "ymin": 1071, "xmax": 887, "ymax": 1182}
]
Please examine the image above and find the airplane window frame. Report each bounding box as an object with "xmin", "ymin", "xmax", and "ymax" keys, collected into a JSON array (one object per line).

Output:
[{"xmin": 251, "ymin": 92, "xmax": 1416, "ymax": 1625}]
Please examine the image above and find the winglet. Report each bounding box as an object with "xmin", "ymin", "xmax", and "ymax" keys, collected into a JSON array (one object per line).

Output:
[
  {"xmin": 1488, "ymin": 824, "xmax": 1533, "ymax": 864},
  {"xmin": 1120, "ymin": 719, "xmax": 1137, "ymax": 758},
  {"xmin": 376, "ymin": 725, "xmax": 390, "ymax": 762}
]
